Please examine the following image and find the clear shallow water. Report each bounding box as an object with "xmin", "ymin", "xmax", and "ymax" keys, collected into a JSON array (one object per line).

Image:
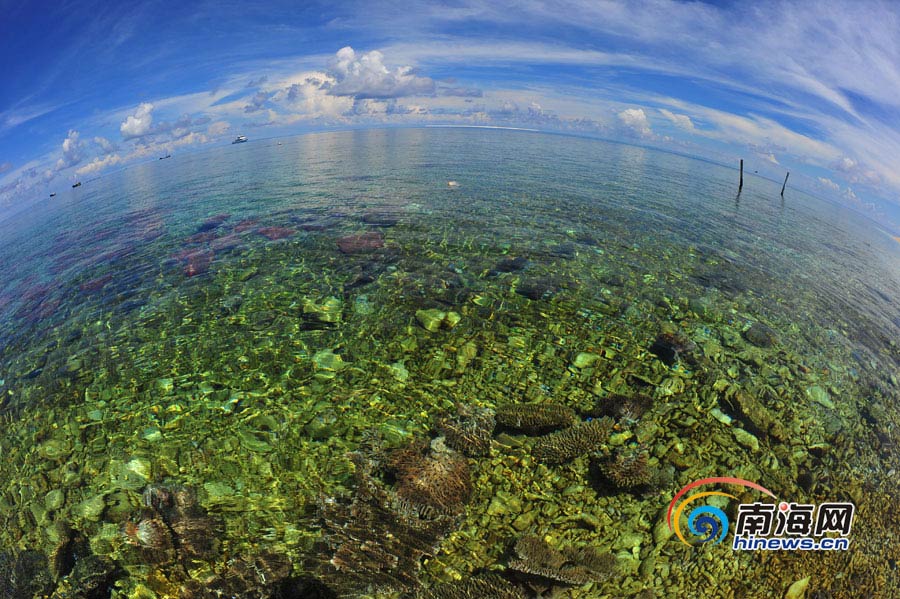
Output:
[{"xmin": 0, "ymin": 128, "xmax": 898, "ymax": 598}]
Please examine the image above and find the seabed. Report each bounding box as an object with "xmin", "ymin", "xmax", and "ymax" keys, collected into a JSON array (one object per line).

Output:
[{"xmin": 0, "ymin": 130, "xmax": 898, "ymax": 598}]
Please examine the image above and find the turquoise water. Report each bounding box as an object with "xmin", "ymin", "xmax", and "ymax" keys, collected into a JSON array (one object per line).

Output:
[{"xmin": 0, "ymin": 128, "xmax": 898, "ymax": 598}]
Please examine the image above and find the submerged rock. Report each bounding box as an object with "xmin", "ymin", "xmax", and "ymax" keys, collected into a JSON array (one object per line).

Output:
[
  {"xmin": 197, "ymin": 213, "xmax": 231, "ymax": 232},
  {"xmin": 492, "ymin": 256, "xmax": 529, "ymax": 273},
  {"xmin": 362, "ymin": 210, "xmax": 400, "ymax": 227},
  {"xmin": 516, "ymin": 278, "xmax": 559, "ymax": 301},
  {"xmin": 743, "ymin": 322, "xmax": 778, "ymax": 347}
]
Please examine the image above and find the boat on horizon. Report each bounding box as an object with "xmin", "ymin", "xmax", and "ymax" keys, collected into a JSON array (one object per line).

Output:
[
  {"xmin": 159, "ymin": 154, "xmax": 171, "ymax": 160},
  {"xmin": 72, "ymin": 182, "xmax": 81, "ymax": 188},
  {"xmin": 232, "ymin": 135, "xmax": 248, "ymax": 144}
]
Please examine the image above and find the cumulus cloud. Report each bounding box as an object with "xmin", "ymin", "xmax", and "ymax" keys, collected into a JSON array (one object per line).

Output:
[
  {"xmin": 328, "ymin": 46, "xmax": 435, "ymax": 98},
  {"xmin": 617, "ymin": 108, "xmax": 652, "ymax": 136},
  {"xmin": 120, "ymin": 102, "xmax": 154, "ymax": 139},
  {"xmin": 658, "ymin": 108, "xmax": 694, "ymax": 131},
  {"xmin": 55, "ymin": 130, "xmax": 85, "ymax": 170},
  {"xmin": 76, "ymin": 154, "xmax": 122, "ymax": 176},
  {"xmin": 272, "ymin": 74, "xmax": 354, "ymax": 119}
]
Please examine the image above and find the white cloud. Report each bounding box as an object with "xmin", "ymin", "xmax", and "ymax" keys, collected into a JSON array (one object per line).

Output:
[
  {"xmin": 207, "ymin": 121, "xmax": 230, "ymax": 136},
  {"xmin": 617, "ymin": 108, "xmax": 651, "ymax": 136},
  {"xmin": 93, "ymin": 136, "xmax": 117, "ymax": 152},
  {"xmin": 120, "ymin": 102, "xmax": 154, "ymax": 139},
  {"xmin": 270, "ymin": 72, "xmax": 354, "ymax": 119},
  {"xmin": 832, "ymin": 155, "xmax": 882, "ymax": 186},
  {"xmin": 817, "ymin": 177, "xmax": 841, "ymax": 192},
  {"xmin": 328, "ymin": 46, "xmax": 435, "ymax": 98},
  {"xmin": 55, "ymin": 130, "xmax": 84, "ymax": 170},
  {"xmin": 76, "ymin": 154, "xmax": 122, "ymax": 176},
  {"xmin": 658, "ymin": 108, "xmax": 694, "ymax": 131}
]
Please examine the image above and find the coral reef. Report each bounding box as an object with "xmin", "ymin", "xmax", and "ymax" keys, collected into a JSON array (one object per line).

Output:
[
  {"xmin": 121, "ymin": 482, "xmax": 222, "ymax": 566},
  {"xmin": 532, "ymin": 417, "xmax": 614, "ymax": 464},
  {"xmin": 648, "ymin": 329, "xmax": 698, "ymax": 365},
  {"xmin": 594, "ymin": 447, "xmax": 653, "ymax": 489},
  {"xmin": 388, "ymin": 438, "xmax": 472, "ymax": 517},
  {"xmin": 416, "ymin": 573, "xmax": 527, "ymax": 599},
  {"xmin": 439, "ymin": 403, "xmax": 496, "ymax": 457},
  {"xmin": 495, "ymin": 403, "xmax": 577, "ymax": 434},
  {"xmin": 587, "ymin": 393, "xmax": 654, "ymax": 423},
  {"xmin": 507, "ymin": 535, "xmax": 617, "ymax": 586},
  {"xmin": 309, "ymin": 447, "xmax": 461, "ymax": 596},
  {"xmin": 178, "ymin": 552, "xmax": 298, "ymax": 599}
]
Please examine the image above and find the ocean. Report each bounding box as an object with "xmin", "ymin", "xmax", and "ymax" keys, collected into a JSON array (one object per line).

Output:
[{"xmin": 0, "ymin": 127, "xmax": 898, "ymax": 598}]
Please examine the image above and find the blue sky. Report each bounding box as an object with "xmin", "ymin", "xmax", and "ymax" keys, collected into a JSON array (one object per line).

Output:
[{"xmin": 2, "ymin": 0, "xmax": 900, "ymax": 232}]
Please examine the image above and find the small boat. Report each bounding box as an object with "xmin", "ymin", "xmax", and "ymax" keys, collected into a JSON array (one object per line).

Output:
[
  {"xmin": 159, "ymin": 154, "xmax": 171, "ymax": 160},
  {"xmin": 232, "ymin": 135, "xmax": 248, "ymax": 144},
  {"xmin": 49, "ymin": 192, "xmax": 56, "ymax": 198},
  {"xmin": 72, "ymin": 182, "xmax": 82, "ymax": 188}
]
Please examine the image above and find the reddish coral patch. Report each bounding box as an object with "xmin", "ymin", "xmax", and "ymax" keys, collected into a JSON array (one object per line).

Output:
[
  {"xmin": 233, "ymin": 218, "xmax": 259, "ymax": 233},
  {"xmin": 257, "ymin": 226, "xmax": 296, "ymax": 240},
  {"xmin": 79, "ymin": 274, "xmax": 113, "ymax": 292},
  {"xmin": 183, "ymin": 250, "xmax": 213, "ymax": 277},
  {"xmin": 337, "ymin": 231, "xmax": 385, "ymax": 254}
]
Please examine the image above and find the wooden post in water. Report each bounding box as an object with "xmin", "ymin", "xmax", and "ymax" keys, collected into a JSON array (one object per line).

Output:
[
  {"xmin": 781, "ymin": 171, "xmax": 790, "ymax": 196},
  {"xmin": 739, "ymin": 159, "xmax": 744, "ymax": 191}
]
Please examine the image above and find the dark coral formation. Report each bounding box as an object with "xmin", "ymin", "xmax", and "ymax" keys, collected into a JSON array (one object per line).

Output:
[
  {"xmin": 387, "ymin": 439, "xmax": 472, "ymax": 516},
  {"xmin": 121, "ymin": 483, "xmax": 222, "ymax": 567},
  {"xmin": 495, "ymin": 403, "xmax": 577, "ymax": 434},
  {"xmin": 310, "ymin": 445, "xmax": 464, "ymax": 596},
  {"xmin": 515, "ymin": 277, "xmax": 562, "ymax": 301},
  {"xmin": 532, "ymin": 417, "xmax": 614, "ymax": 464},
  {"xmin": 178, "ymin": 552, "xmax": 301, "ymax": 599},
  {"xmin": 416, "ymin": 573, "xmax": 527, "ymax": 599},
  {"xmin": 439, "ymin": 404, "xmax": 496, "ymax": 457},
  {"xmin": 595, "ymin": 447, "xmax": 653, "ymax": 489},
  {"xmin": 587, "ymin": 393, "xmax": 654, "ymax": 423},
  {"xmin": 491, "ymin": 256, "xmax": 530, "ymax": 274},
  {"xmin": 0, "ymin": 550, "xmax": 54, "ymax": 599},
  {"xmin": 649, "ymin": 329, "xmax": 698, "ymax": 365},
  {"xmin": 507, "ymin": 535, "xmax": 617, "ymax": 586}
]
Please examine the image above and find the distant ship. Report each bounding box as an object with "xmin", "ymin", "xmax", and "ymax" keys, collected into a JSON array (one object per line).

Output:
[
  {"xmin": 72, "ymin": 182, "xmax": 82, "ymax": 188},
  {"xmin": 232, "ymin": 135, "xmax": 248, "ymax": 144},
  {"xmin": 49, "ymin": 192, "xmax": 56, "ymax": 198},
  {"xmin": 159, "ymin": 154, "xmax": 171, "ymax": 160}
]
